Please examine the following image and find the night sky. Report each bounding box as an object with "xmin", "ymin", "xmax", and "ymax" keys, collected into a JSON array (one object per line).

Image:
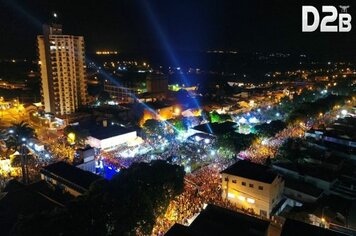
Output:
[{"xmin": 0, "ymin": 0, "xmax": 355, "ymax": 58}]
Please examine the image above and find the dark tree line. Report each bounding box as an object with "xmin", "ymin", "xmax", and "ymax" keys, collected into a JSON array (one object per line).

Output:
[
  {"xmin": 286, "ymin": 95, "xmax": 349, "ymax": 124},
  {"xmin": 11, "ymin": 160, "xmax": 185, "ymax": 236},
  {"xmin": 254, "ymin": 120, "xmax": 286, "ymax": 138}
]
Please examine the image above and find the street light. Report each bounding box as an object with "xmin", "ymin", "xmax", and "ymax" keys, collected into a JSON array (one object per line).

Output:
[{"xmin": 21, "ymin": 137, "xmax": 26, "ymax": 142}]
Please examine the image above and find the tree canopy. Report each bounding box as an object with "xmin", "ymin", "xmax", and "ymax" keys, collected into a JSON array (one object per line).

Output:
[
  {"xmin": 254, "ymin": 120, "xmax": 286, "ymax": 138},
  {"xmin": 12, "ymin": 160, "xmax": 185, "ymax": 235}
]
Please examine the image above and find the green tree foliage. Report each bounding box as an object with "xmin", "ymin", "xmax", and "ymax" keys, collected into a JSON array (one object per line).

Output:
[
  {"xmin": 142, "ymin": 119, "xmax": 165, "ymax": 137},
  {"xmin": 209, "ymin": 111, "xmax": 232, "ymax": 124},
  {"xmin": 254, "ymin": 120, "xmax": 286, "ymax": 138},
  {"xmin": 215, "ymin": 132, "xmax": 257, "ymax": 158},
  {"xmin": 168, "ymin": 118, "xmax": 185, "ymax": 133},
  {"xmin": 276, "ymin": 138, "xmax": 304, "ymax": 163},
  {"xmin": 3, "ymin": 121, "xmax": 35, "ymax": 184},
  {"xmin": 286, "ymin": 95, "xmax": 348, "ymax": 124},
  {"xmin": 63, "ymin": 125, "xmax": 90, "ymax": 145},
  {"xmin": 97, "ymin": 91, "xmax": 111, "ymax": 103},
  {"xmin": 12, "ymin": 161, "xmax": 185, "ymax": 236}
]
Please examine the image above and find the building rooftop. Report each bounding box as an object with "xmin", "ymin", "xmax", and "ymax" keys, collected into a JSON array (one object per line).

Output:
[
  {"xmin": 221, "ymin": 160, "xmax": 278, "ymax": 184},
  {"xmin": 41, "ymin": 161, "xmax": 102, "ymax": 193},
  {"xmin": 285, "ymin": 178, "xmax": 324, "ymax": 198},
  {"xmin": 273, "ymin": 162, "xmax": 337, "ymax": 182},
  {"xmin": 88, "ymin": 124, "xmax": 135, "ymax": 140},
  {"xmin": 165, "ymin": 204, "xmax": 270, "ymax": 236},
  {"xmin": 145, "ymin": 101, "xmax": 173, "ymax": 110},
  {"xmin": 0, "ymin": 180, "xmax": 63, "ymax": 236},
  {"xmin": 281, "ymin": 219, "xmax": 347, "ymax": 236},
  {"xmin": 193, "ymin": 121, "xmax": 237, "ymax": 135}
]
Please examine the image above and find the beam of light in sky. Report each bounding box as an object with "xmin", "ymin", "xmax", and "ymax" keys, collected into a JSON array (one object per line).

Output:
[
  {"xmin": 141, "ymin": 0, "xmax": 213, "ymax": 133},
  {"xmin": 6, "ymin": 0, "xmax": 180, "ymax": 135},
  {"xmin": 86, "ymin": 57, "xmax": 181, "ymax": 133},
  {"xmin": 3, "ymin": 0, "xmax": 42, "ymax": 30}
]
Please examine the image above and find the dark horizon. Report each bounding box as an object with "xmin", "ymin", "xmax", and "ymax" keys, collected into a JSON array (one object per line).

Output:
[{"xmin": 0, "ymin": 0, "xmax": 355, "ymax": 60}]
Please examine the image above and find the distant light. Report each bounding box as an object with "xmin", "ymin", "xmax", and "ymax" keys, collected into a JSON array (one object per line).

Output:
[
  {"xmin": 261, "ymin": 139, "xmax": 268, "ymax": 145},
  {"xmin": 341, "ymin": 110, "xmax": 347, "ymax": 116},
  {"xmin": 53, "ymin": 12, "xmax": 58, "ymax": 18},
  {"xmin": 210, "ymin": 150, "xmax": 216, "ymax": 155},
  {"xmin": 45, "ymin": 154, "xmax": 49, "ymax": 158},
  {"xmin": 257, "ymin": 108, "xmax": 261, "ymax": 112},
  {"xmin": 204, "ymin": 139, "xmax": 210, "ymax": 144},
  {"xmin": 21, "ymin": 138, "xmax": 26, "ymax": 142},
  {"xmin": 275, "ymin": 112, "xmax": 280, "ymax": 117},
  {"xmin": 8, "ymin": 129, "xmax": 14, "ymax": 134},
  {"xmin": 29, "ymin": 142, "xmax": 33, "ymax": 147},
  {"xmin": 227, "ymin": 192, "xmax": 235, "ymax": 199},
  {"xmin": 237, "ymin": 195, "xmax": 246, "ymax": 201},
  {"xmin": 238, "ymin": 117, "xmax": 247, "ymax": 124},
  {"xmin": 248, "ymin": 117, "xmax": 259, "ymax": 124},
  {"xmin": 247, "ymin": 198, "xmax": 255, "ymax": 204}
]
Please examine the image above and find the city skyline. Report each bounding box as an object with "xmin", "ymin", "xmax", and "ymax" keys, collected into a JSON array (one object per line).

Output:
[
  {"xmin": 0, "ymin": 0, "xmax": 355, "ymax": 60},
  {"xmin": 0, "ymin": 1, "xmax": 355, "ymax": 235}
]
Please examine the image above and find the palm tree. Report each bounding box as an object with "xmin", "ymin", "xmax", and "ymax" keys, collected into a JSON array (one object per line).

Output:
[{"xmin": 3, "ymin": 121, "xmax": 36, "ymax": 184}]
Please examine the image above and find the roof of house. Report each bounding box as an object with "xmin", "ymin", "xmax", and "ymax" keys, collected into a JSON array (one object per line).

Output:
[
  {"xmin": 41, "ymin": 161, "xmax": 102, "ymax": 193},
  {"xmin": 165, "ymin": 204, "xmax": 270, "ymax": 236},
  {"xmin": 281, "ymin": 219, "xmax": 347, "ymax": 236},
  {"xmin": 193, "ymin": 121, "xmax": 236, "ymax": 135},
  {"xmin": 222, "ymin": 160, "xmax": 278, "ymax": 184},
  {"xmin": 88, "ymin": 125, "xmax": 135, "ymax": 140},
  {"xmin": 285, "ymin": 178, "xmax": 324, "ymax": 198},
  {"xmin": 165, "ymin": 224, "xmax": 193, "ymax": 236},
  {"xmin": 0, "ymin": 180, "xmax": 63, "ymax": 236}
]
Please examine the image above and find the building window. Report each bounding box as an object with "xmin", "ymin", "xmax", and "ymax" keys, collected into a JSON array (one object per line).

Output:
[
  {"xmin": 249, "ymin": 183, "xmax": 254, "ymax": 188},
  {"xmin": 242, "ymin": 182, "xmax": 246, "ymax": 186},
  {"xmin": 260, "ymin": 210, "xmax": 267, "ymax": 218},
  {"xmin": 232, "ymin": 180, "xmax": 237, "ymax": 184},
  {"xmin": 258, "ymin": 186, "xmax": 263, "ymax": 190}
]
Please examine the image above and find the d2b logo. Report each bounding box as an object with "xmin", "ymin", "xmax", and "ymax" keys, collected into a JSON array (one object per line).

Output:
[{"xmin": 302, "ymin": 6, "xmax": 352, "ymax": 32}]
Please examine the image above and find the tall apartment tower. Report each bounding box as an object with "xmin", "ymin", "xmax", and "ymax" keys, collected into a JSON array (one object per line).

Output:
[{"xmin": 37, "ymin": 20, "xmax": 87, "ymax": 115}]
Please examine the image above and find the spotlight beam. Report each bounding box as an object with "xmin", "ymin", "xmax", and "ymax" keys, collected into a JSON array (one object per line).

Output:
[{"xmin": 141, "ymin": 0, "xmax": 213, "ymax": 133}]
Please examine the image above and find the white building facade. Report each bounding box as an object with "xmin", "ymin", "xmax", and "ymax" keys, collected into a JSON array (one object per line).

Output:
[{"xmin": 38, "ymin": 23, "xmax": 87, "ymax": 115}]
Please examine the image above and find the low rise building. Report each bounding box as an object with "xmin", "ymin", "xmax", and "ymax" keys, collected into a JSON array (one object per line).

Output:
[
  {"xmin": 40, "ymin": 161, "xmax": 102, "ymax": 197},
  {"xmin": 86, "ymin": 123, "xmax": 137, "ymax": 150},
  {"xmin": 74, "ymin": 147, "xmax": 96, "ymax": 173},
  {"xmin": 221, "ymin": 160, "xmax": 284, "ymax": 218},
  {"xmin": 165, "ymin": 204, "xmax": 272, "ymax": 236}
]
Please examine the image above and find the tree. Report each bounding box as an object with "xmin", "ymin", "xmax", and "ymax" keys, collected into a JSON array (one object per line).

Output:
[
  {"xmin": 214, "ymin": 133, "xmax": 257, "ymax": 158},
  {"xmin": 63, "ymin": 125, "xmax": 90, "ymax": 145},
  {"xmin": 168, "ymin": 118, "xmax": 185, "ymax": 134},
  {"xmin": 97, "ymin": 91, "xmax": 111, "ymax": 103},
  {"xmin": 11, "ymin": 161, "xmax": 185, "ymax": 235},
  {"xmin": 276, "ymin": 138, "xmax": 304, "ymax": 163},
  {"xmin": 254, "ymin": 120, "xmax": 286, "ymax": 138},
  {"xmin": 3, "ymin": 121, "xmax": 35, "ymax": 184},
  {"xmin": 142, "ymin": 119, "xmax": 164, "ymax": 137}
]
